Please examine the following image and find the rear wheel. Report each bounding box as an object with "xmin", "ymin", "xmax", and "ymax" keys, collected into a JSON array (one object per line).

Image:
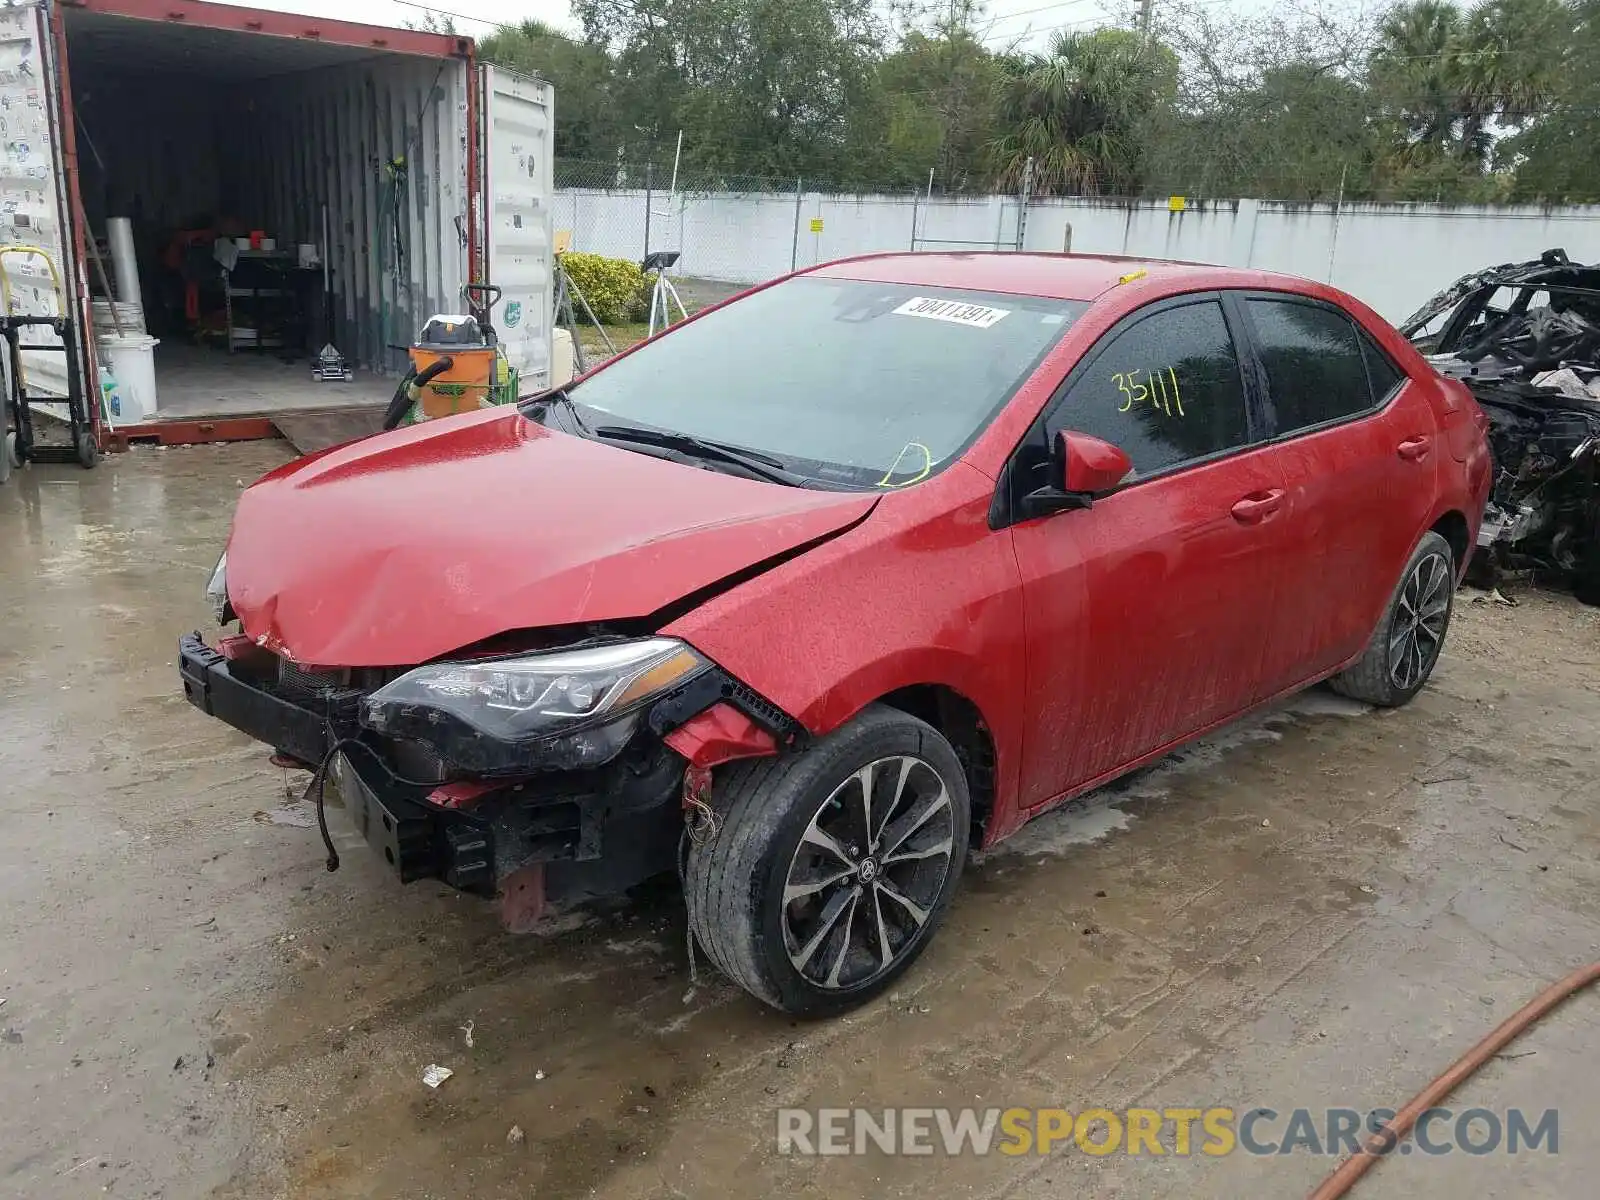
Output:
[
  {"xmin": 1330, "ymin": 531, "xmax": 1455, "ymax": 706},
  {"xmin": 685, "ymin": 705, "xmax": 969, "ymax": 1016}
]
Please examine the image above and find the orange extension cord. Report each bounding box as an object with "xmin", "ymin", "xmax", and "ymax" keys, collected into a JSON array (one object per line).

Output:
[{"xmin": 1307, "ymin": 961, "xmax": 1600, "ymax": 1200}]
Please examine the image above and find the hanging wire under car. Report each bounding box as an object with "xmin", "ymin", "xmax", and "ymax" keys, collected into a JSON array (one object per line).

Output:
[{"xmin": 301, "ymin": 736, "xmax": 467, "ymax": 873}]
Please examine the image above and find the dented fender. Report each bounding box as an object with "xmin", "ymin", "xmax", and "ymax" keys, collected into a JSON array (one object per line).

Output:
[{"xmin": 667, "ymin": 463, "xmax": 1030, "ymax": 840}]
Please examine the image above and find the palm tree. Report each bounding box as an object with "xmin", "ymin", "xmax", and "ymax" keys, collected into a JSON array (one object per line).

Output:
[
  {"xmin": 1370, "ymin": 0, "xmax": 1470, "ymax": 158},
  {"xmin": 990, "ymin": 28, "xmax": 1177, "ymax": 196},
  {"xmin": 1456, "ymin": 0, "xmax": 1569, "ymax": 138},
  {"xmin": 1503, "ymin": 0, "xmax": 1600, "ymax": 200},
  {"xmin": 1370, "ymin": 0, "xmax": 1570, "ymax": 168}
]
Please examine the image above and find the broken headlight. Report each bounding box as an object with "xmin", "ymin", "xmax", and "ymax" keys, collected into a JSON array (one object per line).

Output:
[
  {"xmin": 360, "ymin": 638, "xmax": 710, "ymax": 774},
  {"xmin": 204, "ymin": 551, "xmax": 231, "ymax": 623}
]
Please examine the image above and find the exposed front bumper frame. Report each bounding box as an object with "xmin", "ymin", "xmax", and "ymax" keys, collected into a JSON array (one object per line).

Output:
[
  {"xmin": 179, "ymin": 633, "xmax": 336, "ymax": 764},
  {"xmin": 177, "ymin": 634, "xmax": 713, "ymax": 900},
  {"xmin": 179, "ymin": 633, "xmax": 494, "ymax": 890}
]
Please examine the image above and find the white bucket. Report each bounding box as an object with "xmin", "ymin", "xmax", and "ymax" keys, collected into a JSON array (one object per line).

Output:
[
  {"xmin": 92, "ymin": 297, "xmax": 146, "ymax": 336},
  {"xmin": 103, "ymin": 334, "xmax": 159, "ymax": 423}
]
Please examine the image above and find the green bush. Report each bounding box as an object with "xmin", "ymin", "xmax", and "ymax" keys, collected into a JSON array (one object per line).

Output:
[{"xmin": 560, "ymin": 251, "xmax": 650, "ymax": 324}]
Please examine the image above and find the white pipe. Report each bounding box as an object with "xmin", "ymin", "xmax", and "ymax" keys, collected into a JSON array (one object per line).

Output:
[{"xmin": 106, "ymin": 217, "xmax": 141, "ymax": 308}]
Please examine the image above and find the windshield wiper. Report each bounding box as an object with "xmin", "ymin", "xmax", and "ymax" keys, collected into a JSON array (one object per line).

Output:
[
  {"xmin": 593, "ymin": 425, "xmax": 811, "ymax": 487},
  {"xmin": 520, "ymin": 388, "xmax": 593, "ymax": 437}
]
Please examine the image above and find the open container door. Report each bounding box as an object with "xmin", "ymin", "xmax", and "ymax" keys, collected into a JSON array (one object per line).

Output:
[
  {"xmin": 0, "ymin": 4, "xmax": 89, "ymax": 437},
  {"xmin": 478, "ymin": 65, "xmax": 553, "ymax": 397}
]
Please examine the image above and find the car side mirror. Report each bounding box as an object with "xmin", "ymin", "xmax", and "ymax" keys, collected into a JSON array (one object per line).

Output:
[
  {"xmin": 1062, "ymin": 431, "xmax": 1133, "ymax": 494},
  {"xmin": 1020, "ymin": 430, "xmax": 1133, "ymax": 520}
]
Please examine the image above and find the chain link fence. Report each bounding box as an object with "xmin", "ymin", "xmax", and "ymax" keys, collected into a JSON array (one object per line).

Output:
[
  {"xmin": 548, "ymin": 155, "xmax": 1597, "ymax": 353},
  {"xmin": 553, "ymin": 158, "xmax": 1028, "ymax": 303},
  {"xmin": 551, "ymin": 154, "xmax": 1369, "ymax": 307}
]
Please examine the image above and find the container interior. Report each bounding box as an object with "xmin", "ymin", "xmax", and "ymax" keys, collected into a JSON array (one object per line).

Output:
[{"xmin": 62, "ymin": 9, "xmax": 469, "ymax": 420}]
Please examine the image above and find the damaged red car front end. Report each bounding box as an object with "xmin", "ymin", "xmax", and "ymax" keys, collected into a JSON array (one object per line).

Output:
[
  {"xmin": 180, "ymin": 405, "xmax": 874, "ymax": 912},
  {"xmin": 182, "ymin": 253, "xmax": 1486, "ymax": 1016}
]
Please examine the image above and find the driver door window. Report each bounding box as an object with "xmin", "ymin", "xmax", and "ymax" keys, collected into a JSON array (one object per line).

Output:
[{"xmin": 1044, "ymin": 299, "xmax": 1251, "ymax": 478}]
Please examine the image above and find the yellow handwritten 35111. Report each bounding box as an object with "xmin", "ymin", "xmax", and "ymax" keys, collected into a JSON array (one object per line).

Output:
[{"xmin": 1113, "ymin": 368, "xmax": 1185, "ymax": 417}]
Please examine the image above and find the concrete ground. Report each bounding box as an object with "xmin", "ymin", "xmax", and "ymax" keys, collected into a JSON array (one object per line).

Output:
[
  {"xmin": 670, "ymin": 276, "xmax": 748, "ymax": 312},
  {"xmin": 150, "ymin": 343, "xmax": 393, "ymax": 420},
  {"xmin": 2, "ymin": 442, "xmax": 1597, "ymax": 1200}
]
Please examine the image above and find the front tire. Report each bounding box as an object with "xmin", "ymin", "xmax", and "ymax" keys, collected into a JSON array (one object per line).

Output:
[
  {"xmin": 1330, "ymin": 531, "xmax": 1455, "ymax": 706},
  {"xmin": 686, "ymin": 705, "xmax": 970, "ymax": 1017}
]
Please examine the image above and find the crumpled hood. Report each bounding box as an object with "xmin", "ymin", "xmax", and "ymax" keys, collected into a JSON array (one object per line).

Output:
[{"xmin": 227, "ymin": 408, "xmax": 876, "ymax": 666}]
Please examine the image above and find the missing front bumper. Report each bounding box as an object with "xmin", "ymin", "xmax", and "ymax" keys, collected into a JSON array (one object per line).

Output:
[
  {"xmin": 178, "ymin": 633, "xmax": 685, "ymax": 898},
  {"xmin": 332, "ymin": 752, "xmax": 493, "ymax": 891},
  {"xmin": 179, "ymin": 633, "xmax": 334, "ymax": 764}
]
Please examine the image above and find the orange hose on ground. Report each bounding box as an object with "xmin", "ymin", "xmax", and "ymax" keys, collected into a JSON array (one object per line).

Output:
[{"xmin": 1307, "ymin": 961, "xmax": 1600, "ymax": 1200}]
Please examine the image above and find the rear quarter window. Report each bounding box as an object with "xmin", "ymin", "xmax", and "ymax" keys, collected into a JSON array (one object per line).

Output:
[{"xmin": 1359, "ymin": 334, "xmax": 1405, "ymax": 402}]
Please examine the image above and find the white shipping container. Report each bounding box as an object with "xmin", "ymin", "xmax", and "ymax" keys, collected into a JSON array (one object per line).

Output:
[{"xmin": 0, "ymin": 0, "xmax": 552, "ymax": 437}]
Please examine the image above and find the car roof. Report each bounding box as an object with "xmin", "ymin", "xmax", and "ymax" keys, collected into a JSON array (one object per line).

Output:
[{"xmin": 807, "ymin": 251, "xmax": 1317, "ymax": 304}]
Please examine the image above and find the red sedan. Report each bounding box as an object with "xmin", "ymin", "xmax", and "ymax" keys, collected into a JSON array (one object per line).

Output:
[{"xmin": 181, "ymin": 253, "xmax": 1491, "ymax": 1016}]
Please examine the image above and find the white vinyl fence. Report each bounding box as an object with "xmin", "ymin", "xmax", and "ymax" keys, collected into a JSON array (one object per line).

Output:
[{"xmin": 554, "ymin": 187, "xmax": 1600, "ymax": 324}]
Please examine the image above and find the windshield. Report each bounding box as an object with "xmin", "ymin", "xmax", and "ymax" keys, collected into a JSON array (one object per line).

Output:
[{"xmin": 565, "ymin": 276, "xmax": 1086, "ymax": 488}]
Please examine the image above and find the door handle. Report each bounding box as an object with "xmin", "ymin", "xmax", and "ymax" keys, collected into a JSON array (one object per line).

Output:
[
  {"xmin": 1230, "ymin": 489, "xmax": 1285, "ymax": 525},
  {"xmin": 1397, "ymin": 436, "xmax": 1432, "ymax": 462}
]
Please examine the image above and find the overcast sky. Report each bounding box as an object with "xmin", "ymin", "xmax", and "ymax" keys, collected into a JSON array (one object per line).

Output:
[{"xmin": 249, "ymin": 0, "xmax": 1186, "ymax": 51}]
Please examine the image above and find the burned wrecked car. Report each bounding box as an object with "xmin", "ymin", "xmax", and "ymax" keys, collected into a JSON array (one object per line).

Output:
[{"xmin": 1402, "ymin": 248, "xmax": 1600, "ymax": 604}]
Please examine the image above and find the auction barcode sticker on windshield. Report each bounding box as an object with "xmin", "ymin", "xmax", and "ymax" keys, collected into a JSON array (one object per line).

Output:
[{"xmin": 893, "ymin": 296, "xmax": 1011, "ymax": 328}]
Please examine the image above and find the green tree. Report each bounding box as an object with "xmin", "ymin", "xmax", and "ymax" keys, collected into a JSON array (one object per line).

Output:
[
  {"xmin": 1457, "ymin": 0, "xmax": 1569, "ymax": 134},
  {"xmin": 990, "ymin": 28, "xmax": 1179, "ymax": 196},
  {"xmin": 406, "ymin": 9, "xmax": 458, "ymax": 34},
  {"xmin": 1503, "ymin": 0, "xmax": 1600, "ymax": 200},
  {"xmin": 1363, "ymin": 0, "xmax": 1574, "ymax": 198},
  {"xmin": 572, "ymin": 0, "xmax": 886, "ymax": 182},
  {"xmin": 1369, "ymin": 0, "xmax": 1469, "ymax": 158},
  {"xmin": 1369, "ymin": 0, "xmax": 1567, "ymax": 168},
  {"xmin": 1148, "ymin": 0, "xmax": 1385, "ymax": 200},
  {"xmin": 1236, "ymin": 66, "xmax": 1381, "ymax": 200},
  {"xmin": 871, "ymin": 2, "xmax": 1005, "ymax": 193},
  {"xmin": 468, "ymin": 0, "xmax": 1600, "ymax": 205}
]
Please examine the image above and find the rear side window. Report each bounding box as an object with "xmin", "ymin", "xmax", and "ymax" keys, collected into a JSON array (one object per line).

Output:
[
  {"xmin": 1360, "ymin": 336, "xmax": 1405, "ymax": 400},
  {"xmin": 1247, "ymin": 299, "xmax": 1375, "ymax": 435},
  {"xmin": 1046, "ymin": 300, "xmax": 1249, "ymax": 476}
]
